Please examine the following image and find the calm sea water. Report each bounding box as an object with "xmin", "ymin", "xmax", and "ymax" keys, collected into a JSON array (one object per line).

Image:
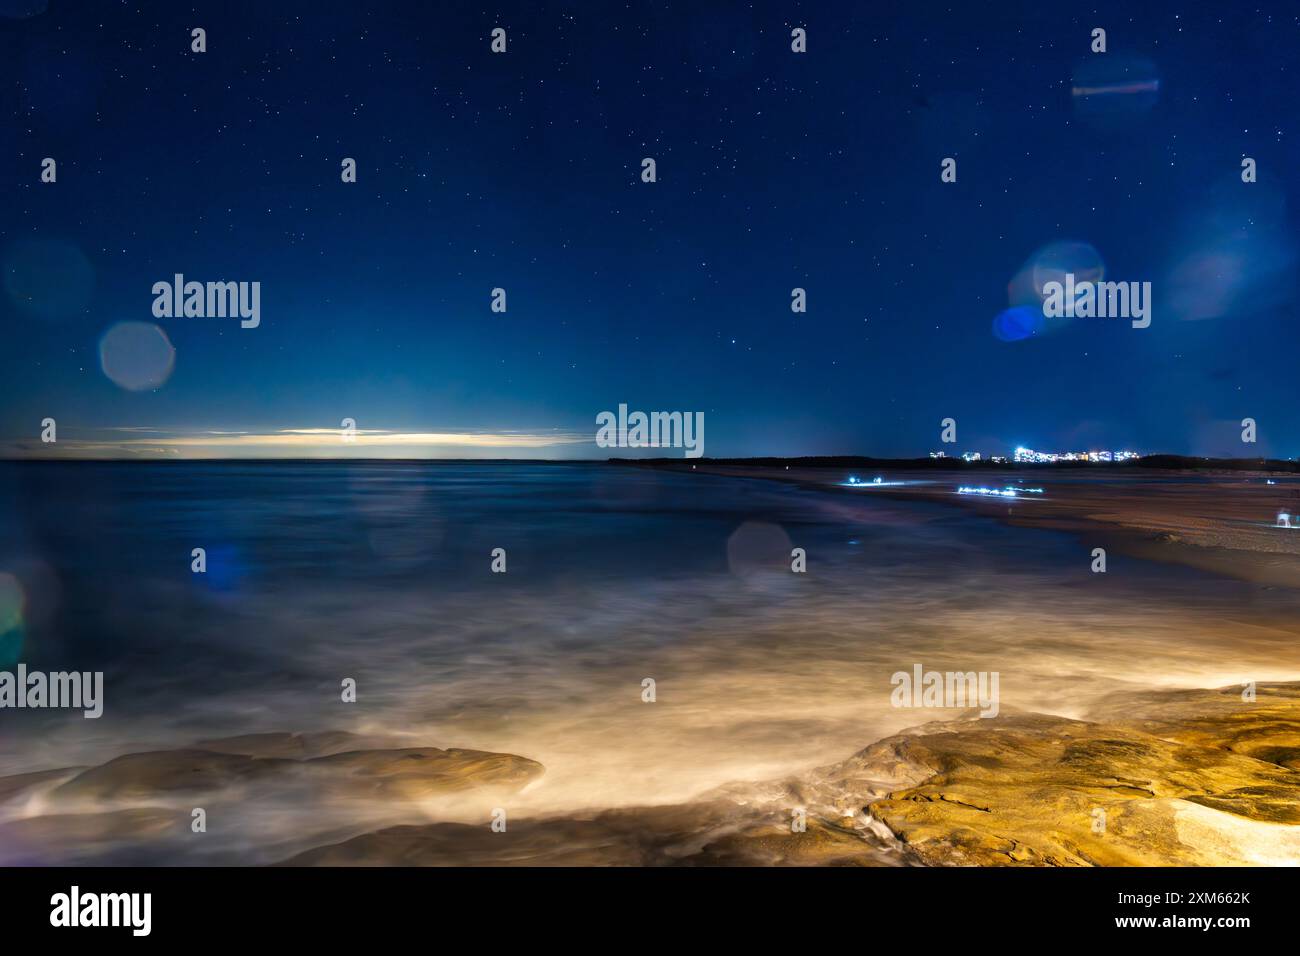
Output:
[{"xmin": 2, "ymin": 461, "xmax": 1299, "ymax": 861}]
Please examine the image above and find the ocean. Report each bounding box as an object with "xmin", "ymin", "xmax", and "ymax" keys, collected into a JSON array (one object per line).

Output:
[{"xmin": 2, "ymin": 461, "xmax": 1298, "ymax": 863}]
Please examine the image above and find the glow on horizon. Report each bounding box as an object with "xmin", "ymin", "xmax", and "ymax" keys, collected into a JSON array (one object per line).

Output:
[{"xmin": 3, "ymin": 426, "xmax": 595, "ymax": 459}]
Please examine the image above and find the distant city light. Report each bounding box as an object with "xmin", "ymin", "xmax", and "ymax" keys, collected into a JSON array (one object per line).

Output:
[{"xmin": 1013, "ymin": 445, "xmax": 1140, "ymax": 464}]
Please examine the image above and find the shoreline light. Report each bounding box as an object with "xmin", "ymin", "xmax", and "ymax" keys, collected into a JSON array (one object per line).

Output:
[
  {"xmin": 843, "ymin": 475, "xmax": 906, "ymax": 488},
  {"xmin": 958, "ymin": 485, "xmax": 1045, "ymax": 499}
]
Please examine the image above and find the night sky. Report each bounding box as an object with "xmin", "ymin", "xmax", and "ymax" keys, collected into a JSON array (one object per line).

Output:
[{"xmin": 2, "ymin": 1, "xmax": 1298, "ymax": 459}]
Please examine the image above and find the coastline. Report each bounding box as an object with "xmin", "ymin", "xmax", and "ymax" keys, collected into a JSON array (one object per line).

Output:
[
  {"xmin": 6, "ymin": 681, "xmax": 1296, "ymax": 866},
  {"xmin": 629, "ymin": 461, "xmax": 1300, "ymax": 590}
]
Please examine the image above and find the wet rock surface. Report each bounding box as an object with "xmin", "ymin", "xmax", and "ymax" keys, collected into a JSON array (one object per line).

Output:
[
  {"xmin": 5, "ymin": 686, "xmax": 1298, "ymax": 866},
  {"xmin": 855, "ymin": 684, "xmax": 1300, "ymax": 866},
  {"xmin": 283, "ymin": 684, "xmax": 1300, "ymax": 866}
]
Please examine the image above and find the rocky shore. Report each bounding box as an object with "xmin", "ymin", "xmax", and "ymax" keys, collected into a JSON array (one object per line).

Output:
[
  {"xmin": 8, "ymin": 684, "xmax": 1295, "ymax": 866},
  {"xmin": 280, "ymin": 683, "xmax": 1300, "ymax": 867}
]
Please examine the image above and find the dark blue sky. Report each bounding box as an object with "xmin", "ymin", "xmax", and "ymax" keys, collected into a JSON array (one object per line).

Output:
[{"xmin": 2, "ymin": 1, "xmax": 1298, "ymax": 458}]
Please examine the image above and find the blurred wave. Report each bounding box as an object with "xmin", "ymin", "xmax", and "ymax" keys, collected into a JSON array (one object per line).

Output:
[{"xmin": 1, "ymin": 463, "xmax": 1298, "ymax": 861}]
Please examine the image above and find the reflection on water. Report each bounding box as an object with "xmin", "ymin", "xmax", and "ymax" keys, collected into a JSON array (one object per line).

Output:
[{"xmin": 2, "ymin": 462, "xmax": 1299, "ymax": 863}]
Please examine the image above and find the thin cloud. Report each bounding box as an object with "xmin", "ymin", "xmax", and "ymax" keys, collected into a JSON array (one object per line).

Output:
[{"xmin": 2, "ymin": 426, "xmax": 595, "ymax": 459}]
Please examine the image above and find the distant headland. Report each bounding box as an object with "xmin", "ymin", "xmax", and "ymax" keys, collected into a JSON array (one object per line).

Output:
[{"xmin": 612, "ymin": 454, "xmax": 1300, "ymax": 473}]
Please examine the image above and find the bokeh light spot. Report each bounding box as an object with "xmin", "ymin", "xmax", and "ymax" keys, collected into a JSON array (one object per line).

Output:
[
  {"xmin": 1030, "ymin": 240, "xmax": 1106, "ymax": 299},
  {"xmin": 99, "ymin": 321, "xmax": 176, "ymax": 392},
  {"xmin": 993, "ymin": 305, "xmax": 1045, "ymax": 342}
]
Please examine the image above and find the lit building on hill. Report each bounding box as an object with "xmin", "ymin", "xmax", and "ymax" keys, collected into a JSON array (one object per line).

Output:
[{"xmin": 1014, "ymin": 446, "xmax": 1140, "ymax": 464}]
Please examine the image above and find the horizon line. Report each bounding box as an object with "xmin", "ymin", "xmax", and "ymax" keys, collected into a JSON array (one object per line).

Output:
[{"xmin": 2, "ymin": 453, "xmax": 1297, "ymax": 466}]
